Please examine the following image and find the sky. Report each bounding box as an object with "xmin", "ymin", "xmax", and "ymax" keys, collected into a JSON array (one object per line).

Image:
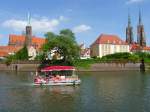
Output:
[{"xmin": 0, "ymin": 0, "xmax": 150, "ymax": 47}]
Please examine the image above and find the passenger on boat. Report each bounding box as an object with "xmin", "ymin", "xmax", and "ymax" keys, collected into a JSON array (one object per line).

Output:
[
  {"xmin": 34, "ymin": 75, "xmax": 42, "ymax": 83},
  {"xmin": 35, "ymin": 71, "xmax": 38, "ymax": 76},
  {"xmin": 60, "ymin": 76, "xmax": 65, "ymax": 80},
  {"xmin": 45, "ymin": 73, "xmax": 49, "ymax": 81},
  {"xmin": 56, "ymin": 75, "xmax": 61, "ymax": 80}
]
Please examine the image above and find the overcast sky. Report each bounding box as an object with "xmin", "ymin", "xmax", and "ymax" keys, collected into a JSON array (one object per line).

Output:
[{"xmin": 0, "ymin": 0, "xmax": 150, "ymax": 46}]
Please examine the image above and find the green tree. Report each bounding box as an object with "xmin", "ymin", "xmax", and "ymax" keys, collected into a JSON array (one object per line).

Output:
[
  {"xmin": 15, "ymin": 45, "xmax": 28, "ymax": 60},
  {"xmin": 5, "ymin": 45, "xmax": 28, "ymax": 65},
  {"xmin": 44, "ymin": 32, "xmax": 56, "ymax": 42},
  {"xmin": 42, "ymin": 29, "xmax": 80, "ymax": 65},
  {"xmin": 60, "ymin": 29, "xmax": 76, "ymax": 42}
]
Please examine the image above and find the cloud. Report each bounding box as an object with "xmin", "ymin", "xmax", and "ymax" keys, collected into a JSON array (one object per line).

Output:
[
  {"xmin": 59, "ymin": 16, "xmax": 69, "ymax": 21},
  {"xmin": 126, "ymin": 0, "xmax": 144, "ymax": 4},
  {"xmin": 2, "ymin": 17, "xmax": 63, "ymax": 33},
  {"xmin": 3, "ymin": 19, "xmax": 27, "ymax": 31},
  {"xmin": 73, "ymin": 24, "xmax": 91, "ymax": 33}
]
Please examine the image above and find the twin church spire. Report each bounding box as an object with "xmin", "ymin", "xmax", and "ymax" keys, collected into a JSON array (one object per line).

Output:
[{"xmin": 126, "ymin": 10, "xmax": 146, "ymax": 47}]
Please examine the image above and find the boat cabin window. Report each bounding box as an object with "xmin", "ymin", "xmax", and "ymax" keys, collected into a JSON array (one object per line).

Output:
[{"xmin": 45, "ymin": 70, "xmax": 74, "ymax": 76}]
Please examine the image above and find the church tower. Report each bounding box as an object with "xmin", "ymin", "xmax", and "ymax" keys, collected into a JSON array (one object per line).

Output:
[
  {"xmin": 137, "ymin": 10, "xmax": 146, "ymax": 47},
  {"xmin": 126, "ymin": 13, "xmax": 133, "ymax": 44},
  {"xmin": 25, "ymin": 13, "xmax": 32, "ymax": 46}
]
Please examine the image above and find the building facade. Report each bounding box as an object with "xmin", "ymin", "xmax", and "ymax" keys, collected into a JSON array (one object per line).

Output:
[
  {"xmin": 90, "ymin": 34, "xmax": 129, "ymax": 57},
  {"xmin": 80, "ymin": 43, "xmax": 90, "ymax": 59}
]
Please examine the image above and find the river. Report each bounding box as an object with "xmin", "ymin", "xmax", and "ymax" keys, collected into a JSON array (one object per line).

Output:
[{"xmin": 0, "ymin": 71, "xmax": 150, "ymax": 112}]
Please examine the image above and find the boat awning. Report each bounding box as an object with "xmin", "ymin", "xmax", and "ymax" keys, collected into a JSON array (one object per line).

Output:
[{"xmin": 41, "ymin": 66, "xmax": 75, "ymax": 72}]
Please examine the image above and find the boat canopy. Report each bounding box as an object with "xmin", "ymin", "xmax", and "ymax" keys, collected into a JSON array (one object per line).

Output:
[{"xmin": 41, "ymin": 66, "xmax": 75, "ymax": 72}]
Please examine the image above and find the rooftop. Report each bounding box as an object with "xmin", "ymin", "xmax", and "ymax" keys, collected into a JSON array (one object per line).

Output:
[{"xmin": 91, "ymin": 34, "xmax": 128, "ymax": 46}]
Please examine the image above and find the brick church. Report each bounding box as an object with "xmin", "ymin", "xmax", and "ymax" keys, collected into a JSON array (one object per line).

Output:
[{"xmin": 0, "ymin": 14, "xmax": 45, "ymax": 59}]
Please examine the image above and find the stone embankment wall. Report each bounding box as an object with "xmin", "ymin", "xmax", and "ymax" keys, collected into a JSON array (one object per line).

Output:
[
  {"xmin": 0, "ymin": 63, "xmax": 39, "ymax": 71},
  {"xmin": 77, "ymin": 63, "xmax": 141, "ymax": 72},
  {"xmin": 145, "ymin": 63, "xmax": 150, "ymax": 70},
  {"xmin": 0, "ymin": 62, "xmax": 149, "ymax": 72}
]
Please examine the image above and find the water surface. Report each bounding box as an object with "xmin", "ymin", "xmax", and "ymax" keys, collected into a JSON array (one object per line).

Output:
[{"xmin": 0, "ymin": 71, "xmax": 150, "ymax": 112}]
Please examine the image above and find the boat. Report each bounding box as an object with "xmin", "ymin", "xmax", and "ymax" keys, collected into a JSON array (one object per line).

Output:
[{"xmin": 34, "ymin": 66, "xmax": 81, "ymax": 86}]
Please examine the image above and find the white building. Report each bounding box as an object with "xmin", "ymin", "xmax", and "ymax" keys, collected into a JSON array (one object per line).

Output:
[
  {"xmin": 28, "ymin": 46, "xmax": 37, "ymax": 60},
  {"xmin": 90, "ymin": 34, "xmax": 130, "ymax": 57},
  {"xmin": 80, "ymin": 43, "xmax": 90, "ymax": 59}
]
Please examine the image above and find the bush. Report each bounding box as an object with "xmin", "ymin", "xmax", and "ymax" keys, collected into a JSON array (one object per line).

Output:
[{"xmin": 101, "ymin": 52, "xmax": 140, "ymax": 62}]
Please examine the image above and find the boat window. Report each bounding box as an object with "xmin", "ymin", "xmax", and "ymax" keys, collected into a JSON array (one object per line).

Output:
[{"xmin": 44, "ymin": 70, "xmax": 74, "ymax": 76}]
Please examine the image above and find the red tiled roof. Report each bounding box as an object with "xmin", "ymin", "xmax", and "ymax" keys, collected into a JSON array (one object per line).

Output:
[
  {"xmin": 0, "ymin": 46, "xmax": 22, "ymax": 54},
  {"xmin": 143, "ymin": 47, "xmax": 150, "ymax": 50},
  {"xmin": 130, "ymin": 44, "xmax": 150, "ymax": 51},
  {"xmin": 130, "ymin": 44, "xmax": 140, "ymax": 51},
  {"xmin": 92, "ymin": 34, "xmax": 128, "ymax": 45},
  {"xmin": 9, "ymin": 34, "xmax": 25, "ymax": 43},
  {"xmin": 9, "ymin": 34, "xmax": 46, "ymax": 49},
  {"xmin": 0, "ymin": 51, "xmax": 8, "ymax": 57},
  {"xmin": 32, "ymin": 36, "xmax": 46, "ymax": 49}
]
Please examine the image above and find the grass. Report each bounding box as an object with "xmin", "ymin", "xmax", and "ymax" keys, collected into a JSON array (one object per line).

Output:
[{"xmin": 73, "ymin": 59, "xmax": 96, "ymax": 69}]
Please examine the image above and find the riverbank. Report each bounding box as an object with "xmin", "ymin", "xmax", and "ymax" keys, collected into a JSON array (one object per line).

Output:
[
  {"xmin": 0, "ymin": 62, "xmax": 147, "ymax": 72},
  {"xmin": 76, "ymin": 63, "xmax": 141, "ymax": 72},
  {"xmin": 0, "ymin": 63, "xmax": 39, "ymax": 71}
]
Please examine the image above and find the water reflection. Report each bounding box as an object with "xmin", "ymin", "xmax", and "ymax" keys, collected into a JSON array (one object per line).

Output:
[
  {"xmin": 33, "ymin": 86, "xmax": 80, "ymax": 95},
  {"xmin": 1, "ymin": 71, "xmax": 150, "ymax": 112}
]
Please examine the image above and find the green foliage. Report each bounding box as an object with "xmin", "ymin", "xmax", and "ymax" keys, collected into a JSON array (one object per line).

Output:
[
  {"xmin": 100, "ymin": 52, "xmax": 150, "ymax": 63},
  {"xmin": 42, "ymin": 29, "xmax": 80, "ymax": 65},
  {"xmin": 70, "ymin": 52, "xmax": 150, "ymax": 68},
  {"xmin": 44, "ymin": 32, "xmax": 56, "ymax": 41},
  {"xmin": 101, "ymin": 52, "xmax": 131, "ymax": 60},
  {"xmin": 101, "ymin": 52, "xmax": 140, "ymax": 62},
  {"xmin": 35, "ymin": 53, "xmax": 45, "ymax": 61},
  {"xmin": 134, "ymin": 52, "xmax": 150, "ymax": 59},
  {"xmin": 5, "ymin": 45, "xmax": 28, "ymax": 65},
  {"xmin": 60, "ymin": 29, "xmax": 76, "ymax": 42},
  {"xmin": 5, "ymin": 55, "xmax": 16, "ymax": 65},
  {"xmin": 73, "ymin": 59, "xmax": 96, "ymax": 68},
  {"xmin": 128, "ymin": 54, "xmax": 139, "ymax": 62},
  {"xmin": 15, "ymin": 46, "xmax": 28, "ymax": 60},
  {"xmin": 134, "ymin": 52, "xmax": 150, "ymax": 63}
]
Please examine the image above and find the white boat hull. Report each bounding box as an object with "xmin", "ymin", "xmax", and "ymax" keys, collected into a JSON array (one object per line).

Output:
[{"xmin": 33, "ymin": 79, "xmax": 81, "ymax": 86}]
